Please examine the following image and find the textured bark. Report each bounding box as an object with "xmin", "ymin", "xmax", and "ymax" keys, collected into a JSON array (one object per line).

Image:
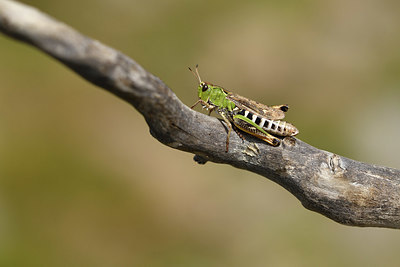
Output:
[{"xmin": 1, "ymin": 0, "xmax": 399, "ymax": 228}]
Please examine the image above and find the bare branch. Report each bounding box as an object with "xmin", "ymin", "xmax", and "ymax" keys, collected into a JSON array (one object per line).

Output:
[{"xmin": 1, "ymin": 0, "xmax": 399, "ymax": 229}]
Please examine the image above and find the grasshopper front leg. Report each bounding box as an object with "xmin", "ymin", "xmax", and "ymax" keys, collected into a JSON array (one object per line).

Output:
[{"xmin": 191, "ymin": 99, "xmax": 216, "ymax": 115}]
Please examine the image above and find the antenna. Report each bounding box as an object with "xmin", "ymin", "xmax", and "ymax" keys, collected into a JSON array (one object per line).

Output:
[{"xmin": 188, "ymin": 64, "xmax": 202, "ymax": 83}]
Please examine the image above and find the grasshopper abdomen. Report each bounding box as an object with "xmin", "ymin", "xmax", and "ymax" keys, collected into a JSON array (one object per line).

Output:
[{"xmin": 236, "ymin": 109, "xmax": 298, "ymax": 137}]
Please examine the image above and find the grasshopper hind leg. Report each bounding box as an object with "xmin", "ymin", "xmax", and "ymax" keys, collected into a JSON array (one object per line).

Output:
[
  {"xmin": 258, "ymin": 133, "xmax": 281, "ymax": 146},
  {"xmin": 233, "ymin": 118, "xmax": 281, "ymax": 147}
]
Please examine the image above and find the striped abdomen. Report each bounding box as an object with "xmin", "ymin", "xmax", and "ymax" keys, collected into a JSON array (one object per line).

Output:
[{"xmin": 236, "ymin": 109, "xmax": 298, "ymax": 136}]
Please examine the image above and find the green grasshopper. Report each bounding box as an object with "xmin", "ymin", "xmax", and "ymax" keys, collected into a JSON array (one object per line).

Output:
[{"xmin": 189, "ymin": 65, "xmax": 299, "ymax": 152}]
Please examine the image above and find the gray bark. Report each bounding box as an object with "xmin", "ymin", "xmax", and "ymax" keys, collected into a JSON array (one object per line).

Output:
[{"xmin": 1, "ymin": 0, "xmax": 399, "ymax": 229}]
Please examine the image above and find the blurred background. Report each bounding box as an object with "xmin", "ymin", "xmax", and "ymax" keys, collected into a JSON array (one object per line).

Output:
[{"xmin": 1, "ymin": 0, "xmax": 400, "ymax": 266}]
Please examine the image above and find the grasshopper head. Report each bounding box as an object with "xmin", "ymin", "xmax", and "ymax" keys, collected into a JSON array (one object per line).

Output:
[
  {"xmin": 188, "ymin": 64, "xmax": 212, "ymax": 98},
  {"xmin": 189, "ymin": 65, "xmax": 235, "ymax": 111}
]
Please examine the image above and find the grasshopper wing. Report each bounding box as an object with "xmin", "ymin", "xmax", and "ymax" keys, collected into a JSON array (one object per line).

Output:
[{"xmin": 225, "ymin": 91, "xmax": 288, "ymax": 120}]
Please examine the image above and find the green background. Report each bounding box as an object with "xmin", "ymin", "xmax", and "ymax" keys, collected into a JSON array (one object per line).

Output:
[{"xmin": 1, "ymin": 0, "xmax": 400, "ymax": 266}]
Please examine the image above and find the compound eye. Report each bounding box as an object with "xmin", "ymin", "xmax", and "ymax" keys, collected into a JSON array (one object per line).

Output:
[{"xmin": 201, "ymin": 83, "xmax": 208, "ymax": 92}]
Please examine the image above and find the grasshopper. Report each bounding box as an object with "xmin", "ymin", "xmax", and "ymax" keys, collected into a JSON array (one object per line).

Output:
[{"xmin": 189, "ymin": 65, "xmax": 299, "ymax": 152}]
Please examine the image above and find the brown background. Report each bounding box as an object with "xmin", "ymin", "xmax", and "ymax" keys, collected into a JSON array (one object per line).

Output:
[{"xmin": 1, "ymin": 0, "xmax": 400, "ymax": 266}]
